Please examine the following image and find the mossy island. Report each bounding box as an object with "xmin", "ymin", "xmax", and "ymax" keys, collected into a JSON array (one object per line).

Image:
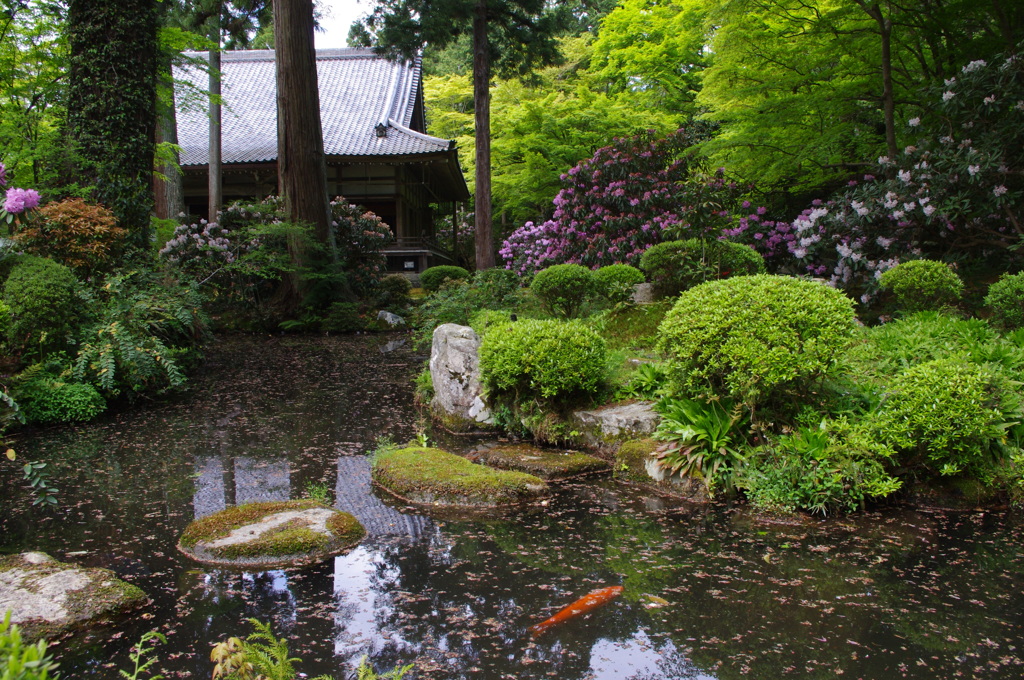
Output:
[
  {"xmin": 474, "ymin": 444, "xmax": 611, "ymax": 481},
  {"xmin": 0, "ymin": 552, "xmax": 147, "ymax": 642},
  {"xmin": 372, "ymin": 446, "xmax": 549, "ymax": 509},
  {"xmin": 177, "ymin": 499, "xmax": 365, "ymax": 569}
]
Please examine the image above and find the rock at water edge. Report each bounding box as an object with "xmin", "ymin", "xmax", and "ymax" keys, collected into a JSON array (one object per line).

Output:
[{"xmin": 429, "ymin": 323, "xmax": 493, "ymax": 429}]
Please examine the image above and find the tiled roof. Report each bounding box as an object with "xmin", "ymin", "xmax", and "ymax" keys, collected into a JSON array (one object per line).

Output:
[{"xmin": 175, "ymin": 48, "xmax": 454, "ymax": 167}]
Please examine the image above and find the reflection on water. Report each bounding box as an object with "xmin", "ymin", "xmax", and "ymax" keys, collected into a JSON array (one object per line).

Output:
[{"xmin": 1, "ymin": 336, "xmax": 1023, "ymax": 680}]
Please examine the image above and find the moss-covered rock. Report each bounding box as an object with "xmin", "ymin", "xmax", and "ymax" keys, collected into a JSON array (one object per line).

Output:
[
  {"xmin": 475, "ymin": 444, "xmax": 610, "ymax": 481},
  {"xmin": 0, "ymin": 552, "xmax": 147, "ymax": 642},
  {"xmin": 177, "ymin": 499, "xmax": 364, "ymax": 568},
  {"xmin": 615, "ymin": 438, "xmax": 659, "ymax": 482},
  {"xmin": 372, "ymin": 446, "xmax": 549, "ymax": 508}
]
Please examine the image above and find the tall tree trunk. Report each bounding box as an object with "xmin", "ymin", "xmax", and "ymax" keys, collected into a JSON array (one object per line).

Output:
[
  {"xmin": 472, "ymin": 0, "xmax": 494, "ymax": 270},
  {"xmin": 856, "ymin": 1, "xmax": 898, "ymax": 160},
  {"xmin": 273, "ymin": 0, "xmax": 333, "ymax": 250},
  {"xmin": 208, "ymin": 15, "xmax": 223, "ymax": 222},
  {"xmin": 66, "ymin": 0, "xmax": 158, "ymax": 246},
  {"xmin": 156, "ymin": 53, "xmax": 184, "ymax": 220}
]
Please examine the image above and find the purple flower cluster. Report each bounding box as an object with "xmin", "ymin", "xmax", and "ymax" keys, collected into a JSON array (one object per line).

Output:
[
  {"xmin": 3, "ymin": 187, "xmax": 40, "ymax": 214},
  {"xmin": 502, "ymin": 126, "xmax": 719, "ymax": 274},
  {"xmin": 0, "ymin": 161, "xmax": 41, "ymax": 215}
]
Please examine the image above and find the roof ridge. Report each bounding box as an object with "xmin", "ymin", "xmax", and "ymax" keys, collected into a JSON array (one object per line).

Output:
[
  {"xmin": 387, "ymin": 117, "xmax": 452, "ymax": 150},
  {"xmin": 184, "ymin": 47, "xmax": 384, "ymax": 62}
]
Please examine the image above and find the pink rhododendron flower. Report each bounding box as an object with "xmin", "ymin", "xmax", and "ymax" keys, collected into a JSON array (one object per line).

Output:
[{"xmin": 3, "ymin": 187, "xmax": 40, "ymax": 214}]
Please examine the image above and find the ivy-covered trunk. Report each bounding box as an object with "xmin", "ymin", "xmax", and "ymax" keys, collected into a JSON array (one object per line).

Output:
[{"xmin": 66, "ymin": 0, "xmax": 159, "ymax": 247}]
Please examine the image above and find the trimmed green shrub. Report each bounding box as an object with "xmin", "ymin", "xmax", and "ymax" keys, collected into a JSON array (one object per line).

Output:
[
  {"xmin": 529, "ymin": 263, "xmax": 596, "ymax": 318},
  {"xmin": 742, "ymin": 418, "xmax": 901, "ymax": 516},
  {"xmin": 321, "ymin": 301, "xmax": 364, "ymax": 333},
  {"xmin": 479, "ymin": 318, "xmax": 606, "ymax": 401},
  {"xmin": 420, "ymin": 265, "xmax": 470, "ymax": 292},
  {"xmin": 471, "ymin": 267, "xmax": 521, "ymax": 303},
  {"xmin": 377, "ymin": 273, "xmax": 413, "ymax": 309},
  {"xmin": 873, "ymin": 357, "xmax": 1015, "ymax": 477},
  {"xmin": 593, "ymin": 264, "xmax": 644, "ymax": 305},
  {"xmin": 16, "ymin": 378, "xmax": 106, "ymax": 425},
  {"xmin": 640, "ymin": 239, "xmax": 764, "ymax": 298},
  {"xmin": 2, "ymin": 256, "xmax": 79, "ymax": 357},
  {"xmin": 878, "ymin": 259, "xmax": 963, "ymax": 313},
  {"xmin": 985, "ymin": 272, "xmax": 1024, "ymax": 330},
  {"xmin": 657, "ymin": 275, "xmax": 856, "ymax": 406}
]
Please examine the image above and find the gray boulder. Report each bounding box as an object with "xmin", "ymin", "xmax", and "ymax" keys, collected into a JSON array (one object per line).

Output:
[
  {"xmin": 571, "ymin": 401, "xmax": 660, "ymax": 453},
  {"xmin": 429, "ymin": 324, "xmax": 493, "ymax": 430},
  {"xmin": 376, "ymin": 310, "xmax": 406, "ymax": 327}
]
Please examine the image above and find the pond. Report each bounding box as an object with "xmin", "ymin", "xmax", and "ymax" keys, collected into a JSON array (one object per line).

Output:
[{"xmin": 2, "ymin": 335, "xmax": 1024, "ymax": 680}]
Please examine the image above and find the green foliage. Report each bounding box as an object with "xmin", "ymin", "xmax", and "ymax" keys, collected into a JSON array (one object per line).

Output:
[
  {"xmin": 210, "ymin": 619, "xmax": 298, "ymax": 680},
  {"xmin": 658, "ymin": 275, "xmax": 857, "ymax": 406},
  {"xmin": 355, "ymin": 656, "xmax": 413, "ymax": 680},
  {"xmin": 15, "ymin": 199, "xmax": 127, "ymax": 276},
  {"xmin": 321, "ymin": 302, "xmax": 364, "ymax": 333},
  {"xmin": 652, "ymin": 396, "xmax": 749, "ymax": 495},
  {"xmin": 878, "ymin": 260, "xmax": 963, "ymax": 313},
  {"xmin": 479, "ymin": 319, "xmax": 607, "ymax": 402},
  {"xmin": 468, "ymin": 309, "xmax": 513, "ymax": 337},
  {"xmin": 639, "ymin": 239, "xmax": 765, "ymax": 298},
  {"xmin": 742, "ymin": 418, "xmax": 902, "ymax": 516},
  {"xmin": 616, "ymin": 362, "xmax": 668, "ymax": 401},
  {"xmin": 412, "ymin": 269, "xmax": 523, "ymax": 349},
  {"xmin": 872, "ymin": 357, "xmax": 1017, "ymax": 477},
  {"xmin": 529, "ymin": 264, "xmax": 596, "ymax": 318},
  {"xmin": 419, "ymin": 265, "xmax": 470, "ymax": 292},
  {"xmin": 377, "ymin": 274, "xmax": 413, "ymax": 309},
  {"xmin": 0, "ymin": 611, "xmax": 59, "ymax": 680},
  {"xmin": 985, "ymin": 273, "xmax": 1024, "ymax": 330},
  {"xmin": 119, "ymin": 631, "xmax": 165, "ymax": 680},
  {"xmin": 73, "ymin": 271, "xmax": 208, "ymax": 397},
  {"xmin": 303, "ymin": 481, "xmax": 332, "ymax": 505},
  {"xmin": 841, "ymin": 312, "xmax": 1024, "ymax": 388},
  {"xmin": 2, "ymin": 256, "xmax": 79, "ymax": 358},
  {"xmin": 0, "ymin": 300, "xmax": 10, "ymax": 343},
  {"xmin": 414, "ymin": 367, "xmax": 434, "ymax": 404},
  {"xmin": 15, "ymin": 375, "xmax": 106, "ymax": 425},
  {"xmin": 592, "ymin": 264, "xmax": 644, "ymax": 305}
]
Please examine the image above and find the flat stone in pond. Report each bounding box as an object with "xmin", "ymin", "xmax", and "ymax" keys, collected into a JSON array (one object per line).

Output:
[
  {"xmin": 571, "ymin": 401, "xmax": 660, "ymax": 454},
  {"xmin": 475, "ymin": 444, "xmax": 611, "ymax": 481},
  {"xmin": 372, "ymin": 446, "xmax": 548, "ymax": 509},
  {"xmin": 0, "ymin": 552, "xmax": 146, "ymax": 642},
  {"xmin": 177, "ymin": 499, "xmax": 365, "ymax": 568}
]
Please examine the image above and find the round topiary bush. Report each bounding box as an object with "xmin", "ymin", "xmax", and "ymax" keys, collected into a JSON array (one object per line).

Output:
[
  {"xmin": 593, "ymin": 264, "xmax": 645, "ymax": 305},
  {"xmin": 420, "ymin": 265, "xmax": 470, "ymax": 292},
  {"xmin": 2, "ymin": 256, "xmax": 79, "ymax": 355},
  {"xmin": 878, "ymin": 259, "xmax": 963, "ymax": 313},
  {"xmin": 639, "ymin": 239, "xmax": 764, "ymax": 298},
  {"xmin": 17, "ymin": 379, "xmax": 106, "ymax": 425},
  {"xmin": 873, "ymin": 357, "xmax": 1009, "ymax": 477},
  {"xmin": 479, "ymin": 318, "xmax": 607, "ymax": 401},
  {"xmin": 657, "ymin": 275, "xmax": 857, "ymax": 405},
  {"xmin": 985, "ymin": 272, "xmax": 1024, "ymax": 330},
  {"xmin": 529, "ymin": 264, "xmax": 596, "ymax": 318}
]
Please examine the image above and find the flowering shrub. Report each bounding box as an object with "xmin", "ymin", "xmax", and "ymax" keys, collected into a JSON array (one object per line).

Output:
[
  {"xmin": 500, "ymin": 126, "xmax": 786, "ymax": 275},
  {"xmin": 740, "ymin": 51, "xmax": 1024, "ymax": 302},
  {"xmin": 160, "ymin": 196, "xmax": 393, "ymax": 297},
  {"xmin": 0, "ymin": 160, "xmax": 41, "ymax": 225}
]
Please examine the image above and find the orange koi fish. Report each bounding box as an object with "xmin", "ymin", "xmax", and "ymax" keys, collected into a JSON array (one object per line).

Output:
[{"xmin": 528, "ymin": 585, "xmax": 624, "ymax": 637}]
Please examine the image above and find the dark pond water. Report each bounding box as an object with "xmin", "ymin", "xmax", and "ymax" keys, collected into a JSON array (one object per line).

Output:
[{"xmin": 3, "ymin": 335, "xmax": 1024, "ymax": 680}]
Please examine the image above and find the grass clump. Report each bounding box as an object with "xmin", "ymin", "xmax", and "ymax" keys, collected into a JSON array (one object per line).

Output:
[{"xmin": 372, "ymin": 446, "xmax": 548, "ymax": 507}]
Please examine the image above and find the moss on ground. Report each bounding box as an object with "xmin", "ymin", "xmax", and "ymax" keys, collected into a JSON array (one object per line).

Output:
[
  {"xmin": 177, "ymin": 500, "xmax": 364, "ymax": 567},
  {"xmin": 477, "ymin": 444, "xmax": 610, "ymax": 481},
  {"xmin": 372, "ymin": 446, "xmax": 548, "ymax": 507}
]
